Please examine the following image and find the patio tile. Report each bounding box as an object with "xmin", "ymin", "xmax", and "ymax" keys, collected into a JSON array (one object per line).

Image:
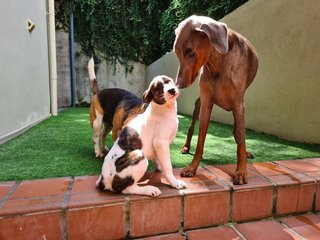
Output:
[
  {"xmin": 68, "ymin": 175, "xmax": 126, "ymax": 208},
  {"xmin": 304, "ymin": 158, "xmax": 320, "ymax": 166},
  {"xmin": 275, "ymin": 159, "xmax": 320, "ymax": 173},
  {"xmin": 184, "ymin": 191, "xmax": 230, "ymax": 229},
  {"xmin": 0, "ymin": 195, "xmax": 66, "ymax": 216},
  {"xmin": 206, "ymin": 163, "xmax": 274, "ymax": 222},
  {"xmin": 129, "ymin": 197, "xmax": 181, "ymax": 238},
  {"xmin": 130, "ymin": 168, "xmax": 221, "ymax": 201},
  {"xmin": 248, "ymin": 162, "xmax": 295, "ymax": 176},
  {"xmin": 187, "ymin": 225, "xmax": 243, "ymax": 240},
  {"xmin": 281, "ymin": 213, "xmax": 320, "ymax": 240},
  {"xmin": 247, "ymin": 161, "xmax": 316, "ymax": 215},
  {"xmin": 67, "ymin": 203, "xmax": 126, "ymax": 240},
  {"xmin": 137, "ymin": 232, "xmax": 185, "ymax": 240},
  {"xmin": 0, "ymin": 177, "xmax": 71, "ymax": 216},
  {"xmin": 181, "ymin": 167, "xmax": 229, "ymax": 196},
  {"xmin": 206, "ymin": 164, "xmax": 273, "ymax": 190},
  {"xmin": 0, "ymin": 211, "xmax": 63, "ymax": 240},
  {"xmin": 0, "ymin": 181, "xmax": 16, "ymax": 202},
  {"xmin": 236, "ymin": 219, "xmax": 301, "ymax": 240},
  {"xmin": 232, "ymin": 187, "xmax": 274, "ymax": 222},
  {"xmin": 1, "ymin": 159, "xmax": 320, "ymax": 239},
  {"xmin": 248, "ymin": 161, "xmax": 315, "ymax": 185},
  {"xmin": 316, "ymin": 184, "xmax": 320, "ymax": 211},
  {"xmin": 205, "ymin": 164, "xmax": 257, "ymax": 183},
  {"xmin": 9, "ymin": 177, "xmax": 70, "ymax": 198},
  {"xmin": 276, "ymin": 183, "xmax": 315, "ymax": 215},
  {"xmin": 140, "ymin": 168, "xmax": 217, "ymax": 192},
  {"xmin": 303, "ymin": 170, "xmax": 320, "ymax": 182}
]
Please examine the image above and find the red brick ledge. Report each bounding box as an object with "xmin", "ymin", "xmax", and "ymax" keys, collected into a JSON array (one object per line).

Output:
[{"xmin": 0, "ymin": 158, "xmax": 320, "ymax": 239}]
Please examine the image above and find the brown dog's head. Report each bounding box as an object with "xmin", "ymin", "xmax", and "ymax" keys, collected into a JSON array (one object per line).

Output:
[
  {"xmin": 173, "ymin": 15, "xmax": 228, "ymax": 89},
  {"xmin": 143, "ymin": 75, "xmax": 179, "ymax": 105}
]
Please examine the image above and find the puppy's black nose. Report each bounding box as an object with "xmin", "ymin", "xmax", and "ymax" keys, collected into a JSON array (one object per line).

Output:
[{"xmin": 168, "ymin": 88, "xmax": 176, "ymax": 96}]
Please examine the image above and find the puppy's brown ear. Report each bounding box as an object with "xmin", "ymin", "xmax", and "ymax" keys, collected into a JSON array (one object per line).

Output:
[
  {"xmin": 196, "ymin": 21, "xmax": 228, "ymax": 54},
  {"xmin": 143, "ymin": 89, "xmax": 153, "ymax": 103}
]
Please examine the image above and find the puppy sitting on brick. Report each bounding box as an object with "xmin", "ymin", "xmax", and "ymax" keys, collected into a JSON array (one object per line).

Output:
[{"xmin": 96, "ymin": 75, "xmax": 187, "ymax": 196}]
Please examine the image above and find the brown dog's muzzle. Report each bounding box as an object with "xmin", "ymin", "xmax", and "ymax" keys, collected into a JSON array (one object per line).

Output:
[
  {"xmin": 175, "ymin": 64, "xmax": 198, "ymax": 89},
  {"xmin": 175, "ymin": 77, "xmax": 186, "ymax": 89}
]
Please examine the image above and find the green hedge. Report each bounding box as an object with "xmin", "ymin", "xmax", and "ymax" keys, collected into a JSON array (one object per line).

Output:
[{"xmin": 55, "ymin": 0, "xmax": 247, "ymax": 67}]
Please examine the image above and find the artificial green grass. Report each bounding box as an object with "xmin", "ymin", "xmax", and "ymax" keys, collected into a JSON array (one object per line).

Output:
[{"xmin": 0, "ymin": 107, "xmax": 319, "ymax": 181}]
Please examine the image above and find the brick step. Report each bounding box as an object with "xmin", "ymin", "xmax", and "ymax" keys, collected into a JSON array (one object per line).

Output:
[
  {"xmin": 0, "ymin": 158, "xmax": 320, "ymax": 239},
  {"xmin": 144, "ymin": 213, "xmax": 320, "ymax": 240}
]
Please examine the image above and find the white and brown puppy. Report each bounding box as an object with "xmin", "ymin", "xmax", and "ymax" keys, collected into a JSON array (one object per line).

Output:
[{"xmin": 96, "ymin": 75, "xmax": 187, "ymax": 196}]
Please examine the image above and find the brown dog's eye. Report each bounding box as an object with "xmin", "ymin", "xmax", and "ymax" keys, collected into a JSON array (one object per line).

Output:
[{"xmin": 185, "ymin": 48, "xmax": 195, "ymax": 58}]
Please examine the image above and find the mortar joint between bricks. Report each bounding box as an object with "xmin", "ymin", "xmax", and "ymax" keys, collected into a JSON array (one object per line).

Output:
[
  {"xmin": 0, "ymin": 181, "xmax": 20, "ymax": 209},
  {"xmin": 229, "ymin": 186, "xmax": 233, "ymax": 222},
  {"xmin": 180, "ymin": 190, "xmax": 185, "ymax": 230},
  {"xmin": 61, "ymin": 177, "xmax": 74, "ymax": 240},
  {"xmin": 124, "ymin": 196, "xmax": 131, "ymax": 238}
]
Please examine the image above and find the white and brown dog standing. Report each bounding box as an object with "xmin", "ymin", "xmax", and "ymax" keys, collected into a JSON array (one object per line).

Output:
[{"xmin": 96, "ymin": 75, "xmax": 187, "ymax": 196}]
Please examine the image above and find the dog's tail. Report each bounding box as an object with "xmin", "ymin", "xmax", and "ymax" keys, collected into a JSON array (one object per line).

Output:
[{"xmin": 88, "ymin": 57, "xmax": 99, "ymax": 94}]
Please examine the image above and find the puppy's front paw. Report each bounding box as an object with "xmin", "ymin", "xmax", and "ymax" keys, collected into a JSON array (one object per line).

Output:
[
  {"xmin": 146, "ymin": 186, "xmax": 162, "ymax": 197},
  {"xmin": 173, "ymin": 179, "xmax": 187, "ymax": 189}
]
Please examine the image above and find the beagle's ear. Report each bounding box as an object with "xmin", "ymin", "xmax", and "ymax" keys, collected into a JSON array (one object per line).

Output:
[
  {"xmin": 196, "ymin": 21, "xmax": 228, "ymax": 54},
  {"xmin": 143, "ymin": 89, "xmax": 153, "ymax": 103}
]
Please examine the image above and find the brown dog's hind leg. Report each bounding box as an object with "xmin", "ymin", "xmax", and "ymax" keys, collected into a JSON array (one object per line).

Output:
[
  {"xmin": 232, "ymin": 103, "xmax": 248, "ymax": 185},
  {"xmin": 93, "ymin": 112, "xmax": 104, "ymax": 158},
  {"xmin": 181, "ymin": 97, "xmax": 200, "ymax": 154},
  {"xmin": 101, "ymin": 123, "xmax": 112, "ymax": 155},
  {"xmin": 181, "ymin": 98, "xmax": 213, "ymax": 178}
]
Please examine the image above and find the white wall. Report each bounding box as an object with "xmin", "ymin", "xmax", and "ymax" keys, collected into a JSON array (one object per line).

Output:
[
  {"xmin": 0, "ymin": 0, "xmax": 51, "ymax": 143},
  {"xmin": 146, "ymin": 0, "xmax": 320, "ymax": 144}
]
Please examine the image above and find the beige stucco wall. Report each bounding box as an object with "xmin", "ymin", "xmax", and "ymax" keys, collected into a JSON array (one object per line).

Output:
[{"xmin": 146, "ymin": 0, "xmax": 320, "ymax": 144}]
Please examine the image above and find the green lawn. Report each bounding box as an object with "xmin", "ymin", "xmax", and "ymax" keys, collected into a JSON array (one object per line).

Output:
[{"xmin": 0, "ymin": 107, "xmax": 319, "ymax": 181}]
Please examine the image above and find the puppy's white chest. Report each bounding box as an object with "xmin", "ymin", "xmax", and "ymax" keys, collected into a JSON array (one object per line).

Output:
[{"xmin": 140, "ymin": 116, "xmax": 178, "ymax": 159}]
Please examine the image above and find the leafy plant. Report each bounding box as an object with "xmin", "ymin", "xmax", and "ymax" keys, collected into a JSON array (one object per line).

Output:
[{"xmin": 55, "ymin": 0, "xmax": 247, "ymax": 68}]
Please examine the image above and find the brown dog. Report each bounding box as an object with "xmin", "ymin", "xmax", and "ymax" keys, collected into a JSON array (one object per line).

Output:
[
  {"xmin": 174, "ymin": 15, "xmax": 258, "ymax": 185},
  {"xmin": 88, "ymin": 58, "xmax": 146, "ymax": 158}
]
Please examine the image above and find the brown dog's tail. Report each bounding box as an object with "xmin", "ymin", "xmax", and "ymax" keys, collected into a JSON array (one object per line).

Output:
[{"xmin": 88, "ymin": 57, "xmax": 99, "ymax": 94}]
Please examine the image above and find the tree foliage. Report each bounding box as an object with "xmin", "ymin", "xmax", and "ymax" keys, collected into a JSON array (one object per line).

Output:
[{"xmin": 55, "ymin": 0, "xmax": 247, "ymax": 68}]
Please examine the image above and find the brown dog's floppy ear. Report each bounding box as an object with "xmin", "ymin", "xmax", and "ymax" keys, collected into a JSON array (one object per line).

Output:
[
  {"xmin": 143, "ymin": 89, "xmax": 153, "ymax": 103},
  {"xmin": 196, "ymin": 21, "xmax": 228, "ymax": 54}
]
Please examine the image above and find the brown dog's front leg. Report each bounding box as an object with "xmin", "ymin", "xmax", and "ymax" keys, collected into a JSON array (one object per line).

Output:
[
  {"xmin": 181, "ymin": 99, "xmax": 213, "ymax": 177},
  {"xmin": 233, "ymin": 103, "xmax": 248, "ymax": 185},
  {"xmin": 181, "ymin": 97, "xmax": 201, "ymax": 154}
]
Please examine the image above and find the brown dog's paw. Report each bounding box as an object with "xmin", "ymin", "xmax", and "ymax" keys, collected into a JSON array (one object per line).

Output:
[
  {"xmin": 102, "ymin": 147, "xmax": 109, "ymax": 156},
  {"xmin": 180, "ymin": 166, "xmax": 196, "ymax": 178},
  {"xmin": 246, "ymin": 151, "xmax": 254, "ymax": 159},
  {"xmin": 181, "ymin": 146, "xmax": 190, "ymax": 154},
  {"xmin": 95, "ymin": 151, "xmax": 105, "ymax": 158},
  {"xmin": 233, "ymin": 171, "xmax": 248, "ymax": 185}
]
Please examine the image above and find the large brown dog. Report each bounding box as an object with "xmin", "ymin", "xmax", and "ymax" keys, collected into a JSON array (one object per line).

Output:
[
  {"xmin": 88, "ymin": 58, "xmax": 146, "ymax": 158},
  {"xmin": 174, "ymin": 15, "xmax": 258, "ymax": 185}
]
